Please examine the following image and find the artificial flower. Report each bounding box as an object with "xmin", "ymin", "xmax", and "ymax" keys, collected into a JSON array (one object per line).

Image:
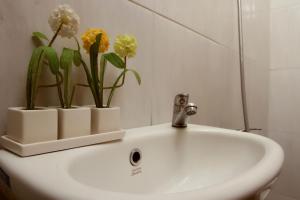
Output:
[
  {"xmin": 48, "ymin": 4, "xmax": 80, "ymax": 38},
  {"xmin": 81, "ymin": 28, "xmax": 110, "ymax": 53},
  {"xmin": 114, "ymin": 34, "xmax": 137, "ymax": 58}
]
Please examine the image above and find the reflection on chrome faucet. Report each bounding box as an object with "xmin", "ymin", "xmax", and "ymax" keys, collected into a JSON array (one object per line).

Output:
[{"xmin": 172, "ymin": 93, "xmax": 197, "ymax": 128}]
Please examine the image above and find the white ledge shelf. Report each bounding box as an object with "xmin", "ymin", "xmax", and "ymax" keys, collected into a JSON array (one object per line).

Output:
[{"xmin": 0, "ymin": 130, "xmax": 125, "ymax": 157}]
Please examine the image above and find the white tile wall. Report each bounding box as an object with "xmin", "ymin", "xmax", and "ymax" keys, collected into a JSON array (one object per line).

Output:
[
  {"xmin": 150, "ymin": 13, "xmax": 240, "ymax": 128},
  {"xmin": 267, "ymin": 70, "xmax": 300, "ymax": 199},
  {"xmin": 268, "ymin": 130, "xmax": 300, "ymax": 200},
  {"xmin": 271, "ymin": 0, "xmax": 300, "ymax": 9},
  {"xmin": 267, "ymin": 192, "xmax": 297, "ymax": 200},
  {"xmin": 132, "ymin": 0, "xmax": 239, "ymax": 50},
  {"xmin": 270, "ymin": 3, "xmax": 300, "ymax": 70},
  {"xmin": 268, "ymin": 0, "xmax": 300, "ymax": 199},
  {"xmin": 243, "ymin": 0, "xmax": 270, "ymax": 12},
  {"xmin": 268, "ymin": 69, "xmax": 300, "ymax": 133},
  {"xmin": 2, "ymin": 0, "xmax": 262, "ymax": 133}
]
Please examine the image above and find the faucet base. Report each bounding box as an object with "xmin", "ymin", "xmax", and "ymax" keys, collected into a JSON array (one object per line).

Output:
[{"xmin": 172, "ymin": 124, "xmax": 187, "ymax": 128}]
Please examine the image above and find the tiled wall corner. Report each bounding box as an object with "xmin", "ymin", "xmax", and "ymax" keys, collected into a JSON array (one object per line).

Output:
[
  {"xmin": 242, "ymin": 0, "xmax": 270, "ymax": 133},
  {"xmin": 132, "ymin": 0, "xmax": 270, "ymax": 131}
]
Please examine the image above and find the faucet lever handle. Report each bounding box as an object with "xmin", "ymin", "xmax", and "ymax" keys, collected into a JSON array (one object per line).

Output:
[{"xmin": 174, "ymin": 93, "xmax": 189, "ymax": 106}]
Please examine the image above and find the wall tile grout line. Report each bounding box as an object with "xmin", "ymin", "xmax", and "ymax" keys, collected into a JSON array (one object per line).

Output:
[
  {"xmin": 127, "ymin": 0, "xmax": 227, "ymax": 48},
  {"xmin": 269, "ymin": 67, "xmax": 300, "ymax": 71}
]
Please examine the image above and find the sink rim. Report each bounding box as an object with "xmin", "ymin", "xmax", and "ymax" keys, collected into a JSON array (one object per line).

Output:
[{"xmin": 0, "ymin": 123, "xmax": 284, "ymax": 200}]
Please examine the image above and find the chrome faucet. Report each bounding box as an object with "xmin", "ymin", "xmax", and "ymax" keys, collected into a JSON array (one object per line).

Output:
[{"xmin": 172, "ymin": 93, "xmax": 197, "ymax": 128}]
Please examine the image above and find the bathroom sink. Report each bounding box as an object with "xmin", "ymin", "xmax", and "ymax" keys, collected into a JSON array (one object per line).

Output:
[{"xmin": 0, "ymin": 124, "xmax": 284, "ymax": 200}]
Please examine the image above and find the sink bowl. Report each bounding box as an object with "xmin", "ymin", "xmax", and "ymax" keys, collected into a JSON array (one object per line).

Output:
[{"xmin": 0, "ymin": 124, "xmax": 284, "ymax": 200}]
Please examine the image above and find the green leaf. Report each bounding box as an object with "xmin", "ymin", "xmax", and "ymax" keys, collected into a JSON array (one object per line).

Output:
[
  {"xmin": 103, "ymin": 53, "xmax": 125, "ymax": 69},
  {"xmin": 29, "ymin": 46, "xmax": 46, "ymax": 109},
  {"xmin": 60, "ymin": 48, "xmax": 74, "ymax": 70},
  {"xmin": 44, "ymin": 47, "xmax": 59, "ymax": 74},
  {"xmin": 80, "ymin": 59, "xmax": 100, "ymax": 107},
  {"xmin": 90, "ymin": 33, "xmax": 101, "ymax": 70},
  {"xmin": 127, "ymin": 69, "xmax": 141, "ymax": 85},
  {"xmin": 32, "ymin": 32, "xmax": 49, "ymax": 41},
  {"xmin": 26, "ymin": 46, "xmax": 45, "ymax": 109},
  {"xmin": 90, "ymin": 33, "xmax": 102, "ymax": 107},
  {"xmin": 27, "ymin": 47, "xmax": 45, "ymax": 74},
  {"xmin": 99, "ymin": 55, "xmax": 107, "ymax": 85},
  {"xmin": 73, "ymin": 50, "xmax": 81, "ymax": 67}
]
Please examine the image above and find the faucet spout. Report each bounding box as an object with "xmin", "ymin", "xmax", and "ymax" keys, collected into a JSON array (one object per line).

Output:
[{"xmin": 172, "ymin": 94, "xmax": 197, "ymax": 128}]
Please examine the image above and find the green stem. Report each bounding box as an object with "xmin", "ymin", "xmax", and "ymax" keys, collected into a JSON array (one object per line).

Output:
[
  {"xmin": 99, "ymin": 56, "xmax": 106, "ymax": 106},
  {"xmin": 73, "ymin": 36, "xmax": 80, "ymax": 51},
  {"xmin": 56, "ymin": 73, "xmax": 64, "ymax": 108},
  {"xmin": 107, "ymin": 69, "xmax": 127, "ymax": 107},
  {"xmin": 68, "ymin": 85, "xmax": 76, "ymax": 108},
  {"xmin": 42, "ymin": 52, "xmax": 63, "ymax": 107},
  {"xmin": 48, "ymin": 23, "xmax": 63, "ymax": 47},
  {"xmin": 102, "ymin": 56, "xmax": 127, "ymax": 90},
  {"xmin": 91, "ymin": 55, "xmax": 101, "ymax": 107},
  {"xmin": 26, "ymin": 68, "xmax": 32, "ymax": 109},
  {"xmin": 48, "ymin": 23, "xmax": 64, "ymax": 107},
  {"xmin": 81, "ymin": 59, "xmax": 100, "ymax": 107},
  {"xmin": 77, "ymin": 83, "xmax": 90, "ymax": 87},
  {"xmin": 106, "ymin": 68, "xmax": 141, "ymax": 107},
  {"xmin": 122, "ymin": 56, "xmax": 127, "ymax": 86},
  {"xmin": 41, "ymin": 59, "xmax": 64, "ymax": 107},
  {"xmin": 38, "ymin": 73, "xmax": 63, "ymax": 88},
  {"xmin": 63, "ymin": 65, "xmax": 70, "ymax": 108}
]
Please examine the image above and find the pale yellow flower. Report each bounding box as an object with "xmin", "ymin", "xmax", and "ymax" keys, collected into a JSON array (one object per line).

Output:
[
  {"xmin": 81, "ymin": 28, "xmax": 110, "ymax": 53},
  {"xmin": 114, "ymin": 35, "xmax": 137, "ymax": 58},
  {"xmin": 48, "ymin": 4, "xmax": 80, "ymax": 38}
]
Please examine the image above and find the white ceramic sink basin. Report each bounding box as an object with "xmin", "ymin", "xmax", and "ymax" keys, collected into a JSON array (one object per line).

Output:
[{"xmin": 0, "ymin": 124, "xmax": 284, "ymax": 200}]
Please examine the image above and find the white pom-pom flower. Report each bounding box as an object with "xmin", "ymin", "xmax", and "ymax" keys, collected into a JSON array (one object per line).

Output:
[{"xmin": 48, "ymin": 4, "xmax": 80, "ymax": 38}]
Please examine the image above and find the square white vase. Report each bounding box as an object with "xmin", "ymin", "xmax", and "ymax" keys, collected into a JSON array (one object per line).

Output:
[
  {"xmin": 7, "ymin": 107, "xmax": 58, "ymax": 144},
  {"xmin": 91, "ymin": 107, "xmax": 121, "ymax": 134},
  {"xmin": 58, "ymin": 107, "xmax": 91, "ymax": 139}
]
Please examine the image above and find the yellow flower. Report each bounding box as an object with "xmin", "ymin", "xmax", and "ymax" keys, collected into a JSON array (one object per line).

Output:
[
  {"xmin": 114, "ymin": 35, "xmax": 137, "ymax": 58},
  {"xmin": 81, "ymin": 28, "xmax": 109, "ymax": 53}
]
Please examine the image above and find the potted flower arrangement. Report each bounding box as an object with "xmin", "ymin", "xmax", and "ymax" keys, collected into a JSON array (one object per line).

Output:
[
  {"xmin": 57, "ymin": 46, "xmax": 91, "ymax": 139},
  {"xmin": 6, "ymin": 4, "xmax": 140, "ymax": 144},
  {"xmin": 7, "ymin": 5, "xmax": 81, "ymax": 143},
  {"xmin": 79, "ymin": 30, "xmax": 141, "ymax": 134}
]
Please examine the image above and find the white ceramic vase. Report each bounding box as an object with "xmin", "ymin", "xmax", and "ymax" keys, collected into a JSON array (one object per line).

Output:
[
  {"xmin": 91, "ymin": 107, "xmax": 121, "ymax": 134},
  {"xmin": 7, "ymin": 107, "xmax": 58, "ymax": 144},
  {"xmin": 58, "ymin": 107, "xmax": 91, "ymax": 139}
]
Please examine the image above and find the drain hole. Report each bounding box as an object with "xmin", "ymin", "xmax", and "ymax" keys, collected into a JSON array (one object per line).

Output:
[
  {"xmin": 132, "ymin": 152, "xmax": 140, "ymax": 163},
  {"xmin": 130, "ymin": 148, "xmax": 142, "ymax": 166}
]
